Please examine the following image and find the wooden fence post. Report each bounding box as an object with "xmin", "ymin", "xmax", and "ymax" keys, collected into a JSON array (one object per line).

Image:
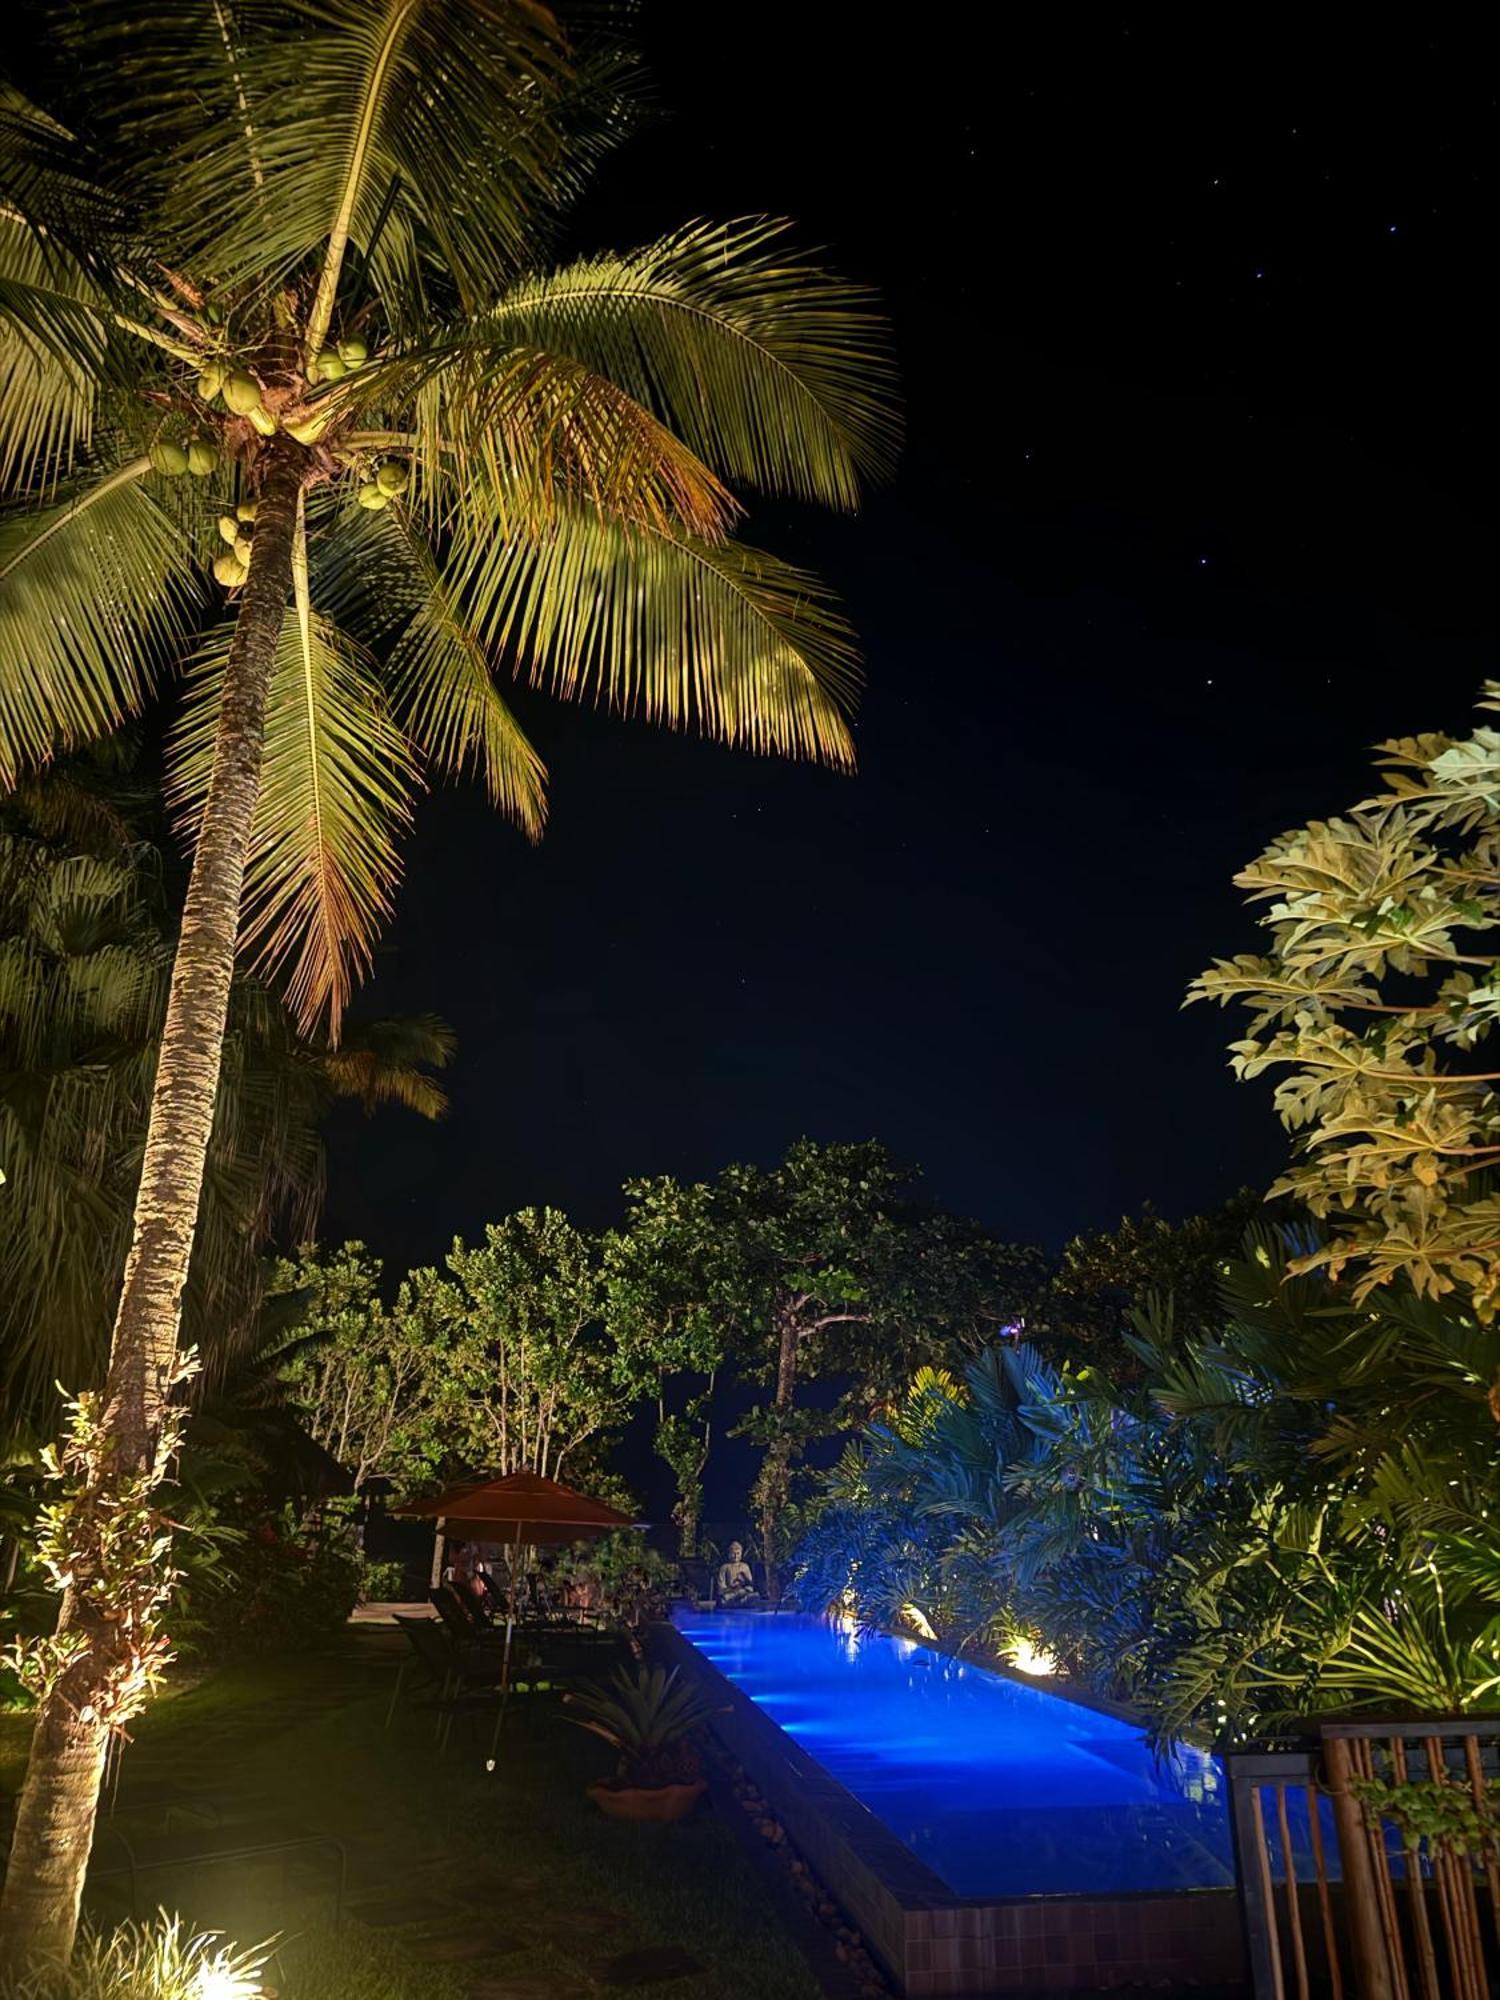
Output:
[{"xmin": 1323, "ymin": 1735, "xmax": 1397, "ymax": 2000}]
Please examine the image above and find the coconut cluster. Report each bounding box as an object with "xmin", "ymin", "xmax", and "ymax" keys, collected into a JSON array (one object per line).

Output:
[
  {"xmin": 211, "ymin": 501, "xmax": 258, "ymax": 589},
  {"xmin": 149, "ymin": 436, "xmax": 220, "ymax": 479},
  {"xmin": 357, "ymin": 457, "xmax": 409, "ymax": 511},
  {"xmin": 308, "ymin": 336, "xmax": 368, "ymax": 385},
  {"xmin": 194, "ymin": 362, "xmax": 278, "ymax": 437}
]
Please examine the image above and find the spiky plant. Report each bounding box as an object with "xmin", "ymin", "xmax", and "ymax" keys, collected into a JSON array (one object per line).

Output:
[
  {"xmin": 0, "ymin": 0, "xmax": 893, "ymax": 1957},
  {"xmin": 566, "ymin": 1663, "xmax": 718, "ymax": 1788},
  {"xmin": 0, "ymin": 1912, "xmax": 271, "ymax": 2000}
]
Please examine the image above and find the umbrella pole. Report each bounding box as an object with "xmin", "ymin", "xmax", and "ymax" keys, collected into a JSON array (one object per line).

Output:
[
  {"xmin": 429, "ymin": 1516, "xmax": 446, "ymax": 1591},
  {"xmin": 488, "ymin": 1521, "xmax": 521, "ymax": 1768}
]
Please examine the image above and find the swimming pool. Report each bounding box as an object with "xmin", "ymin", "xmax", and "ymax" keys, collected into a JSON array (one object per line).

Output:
[{"xmin": 672, "ymin": 1610, "xmax": 1234, "ymax": 1899}]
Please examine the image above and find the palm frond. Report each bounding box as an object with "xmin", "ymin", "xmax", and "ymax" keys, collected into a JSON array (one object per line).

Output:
[
  {"xmin": 482, "ymin": 219, "xmax": 899, "ymax": 507},
  {"xmin": 0, "ymin": 457, "xmax": 197, "ymax": 788},
  {"xmin": 0, "ymin": 217, "xmax": 110, "ymax": 493},
  {"xmin": 167, "ymin": 542, "xmax": 419, "ymax": 1036},
  {"xmin": 351, "ymin": 339, "xmax": 737, "ymax": 542},
  {"xmin": 314, "ymin": 502, "xmax": 546, "ymax": 832},
  {"xmin": 134, "ymin": 0, "xmax": 577, "ymax": 325},
  {"xmin": 321, "ymin": 1011, "xmax": 454, "ymax": 1118},
  {"xmin": 448, "ymin": 506, "xmax": 860, "ymax": 771}
]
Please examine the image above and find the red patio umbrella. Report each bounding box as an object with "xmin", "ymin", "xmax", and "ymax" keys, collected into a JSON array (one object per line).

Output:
[
  {"xmin": 394, "ymin": 1472, "xmax": 637, "ymax": 1751},
  {"xmin": 400, "ymin": 1470, "xmax": 633, "ymax": 1541}
]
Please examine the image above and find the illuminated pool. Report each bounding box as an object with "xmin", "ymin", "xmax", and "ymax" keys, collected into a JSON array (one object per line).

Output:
[{"xmin": 672, "ymin": 1610, "xmax": 1234, "ymax": 1899}]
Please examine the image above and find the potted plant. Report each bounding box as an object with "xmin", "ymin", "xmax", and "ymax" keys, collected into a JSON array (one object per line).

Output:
[{"xmin": 567, "ymin": 1664, "xmax": 717, "ymax": 1821}]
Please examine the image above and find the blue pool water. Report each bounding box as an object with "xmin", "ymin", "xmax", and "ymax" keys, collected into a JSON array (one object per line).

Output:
[{"xmin": 674, "ymin": 1611, "xmax": 1234, "ymax": 1898}]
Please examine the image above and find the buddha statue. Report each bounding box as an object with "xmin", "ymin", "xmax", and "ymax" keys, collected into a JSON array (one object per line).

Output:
[{"xmin": 716, "ymin": 1541, "xmax": 758, "ymax": 1606}]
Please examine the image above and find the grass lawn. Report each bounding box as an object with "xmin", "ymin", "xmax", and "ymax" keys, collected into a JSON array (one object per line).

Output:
[{"xmin": 0, "ymin": 1629, "xmax": 823, "ymax": 2000}]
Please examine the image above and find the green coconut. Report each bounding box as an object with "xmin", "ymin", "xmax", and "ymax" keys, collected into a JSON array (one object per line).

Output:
[
  {"xmin": 187, "ymin": 440, "xmax": 219, "ymax": 477},
  {"xmin": 356, "ymin": 482, "xmax": 389, "ymax": 511},
  {"xmin": 197, "ymin": 362, "xmax": 227, "ymax": 402},
  {"xmin": 317, "ymin": 351, "xmax": 348, "ymax": 383},
  {"xmin": 212, "ymin": 551, "xmax": 248, "ymax": 587},
  {"xmin": 236, "ymin": 501, "xmax": 258, "ymax": 523},
  {"xmin": 233, "ymin": 535, "xmax": 254, "ymax": 565},
  {"xmin": 375, "ymin": 457, "xmax": 409, "ymax": 495},
  {"xmin": 246, "ymin": 405, "xmax": 278, "ymax": 437},
  {"xmin": 149, "ymin": 440, "xmax": 189, "ymax": 477},
  {"xmin": 337, "ymin": 337, "xmax": 368, "ymax": 367},
  {"xmin": 223, "ymin": 370, "xmax": 263, "ymax": 415},
  {"xmin": 217, "ymin": 515, "xmax": 241, "ymax": 545}
]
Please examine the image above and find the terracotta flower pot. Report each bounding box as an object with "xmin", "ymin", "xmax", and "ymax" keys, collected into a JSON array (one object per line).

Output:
[{"xmin": 586, "ymin": 1779, "xmax": 707, "ymax": 1822}]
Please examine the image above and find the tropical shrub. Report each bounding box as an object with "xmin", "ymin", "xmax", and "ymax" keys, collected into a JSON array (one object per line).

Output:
[
  {"xmin": 358, "ymin": 1558, "xmax": 406, "ymax": 1603},
  {"xmin": 566, "ymin": 1664, "xmax": 717, "ymax": 1789},
  {"xmin": 0, "ymin": 1914, "xmax": 270, "ymax": 2000},
  {"xmin": 549, "ymin": 1531, "xmax": 675, "ymax": 1627},
  {"xmin": 795, "ymin": 1231, "xmax": 1500, "ymax": 1745},
  {"xmin": 178, "ymin": 1515, "xmax": 361, "ymax": 1661},
  {"xmin": 1191, "ymin": 683, "xmax": 1500, "ymax": 1319}
]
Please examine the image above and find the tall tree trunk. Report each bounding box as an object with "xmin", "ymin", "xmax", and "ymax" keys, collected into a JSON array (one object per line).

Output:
[
  {"xmin": 755, "ymin": 1312, "xmax": 800, "ymax": 1605},
  {"xmin": 0, "ymin": 443, "xmax": 304, "ymax": 1969}
]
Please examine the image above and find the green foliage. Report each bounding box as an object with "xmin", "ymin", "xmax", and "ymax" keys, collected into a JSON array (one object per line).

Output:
[
  {"xmin": 796, "ymin": 1231, "xmax": 1500, "ymax": 1745},
  {"xmin": 566, "ymin": 1663, "xmax": 717, "ymax": 1788},
  {"xmin": 609, "ymin": 1140, "xmax": 1039, "ymax": 1582},
  {"xmin": 0, "ymin": 760, "xmax": 450, "ymax": 1442},
  {"xmin": 5, "ymin": 1364, "xmax": 194, "ymax": 1728},
  {"xmin": 273, "ymin": 1242, "xmax": 443, "ymax": 1493},
  {"xmin": 1030, "ymin": 1192, "xmax": 1266, "ymax": 1374},
  {"xmin": 0, "ymin": 2, "xmax": 897, "ymax": 1037},
  {"xmin": 279, "ymin": 1214, "xmax": 643, "ymax": 1498},
  {"xmin": 550, "ymin": 1532, "xmax": 676, "ymax": 1628},
  {"xmin": 1351, "ymin": 1773, "xmax": 1500, "ymax": 1860},
  {"xmin": 1190, "ymin": 685, "xmax": 1500, "ymax": 1319},
  {"xmin": 179, "ymin": 1513, "xmax": 362, "ymax": 1662},
  {"xmin": 0, "ymin": 1914, "xmax": 271, "ymax": 2000},
  {"xmin": 359, "ymin": 1557, "xmax": 405, "ymax": 1602}
]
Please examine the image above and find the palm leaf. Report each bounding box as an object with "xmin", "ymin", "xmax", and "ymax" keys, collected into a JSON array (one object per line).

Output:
[
  {"xmin": 168, "ymin": 528, "xmax": 419, "ymax": 1036},
  {"xmin": 0, "ymin": 458, "xmax": 197, "ymax": 788},
  {"xmin": 138, "ymin": 0, "xmax": 577, "ymax": 326},
  {"xmin": 321, "ymin": 1012, "xmax": 454, "ymax": 1118},
  {"xmin": 310, "ymin": 501, "xmax": 547, "ymax": 832},
  {"xmin": 481, "ymin": 218, "xmax": 899, "ymax": 507},
  {"xmin": 447, "ymin": 506, "xmax": 860, "ymax": 770},
  {"xmin": 0, "ymin": 217, "xmax": 110, "ymax": 493},
  {"xmin": 350, "ymin": 338, "xmax": 737, "ymax": 542}
]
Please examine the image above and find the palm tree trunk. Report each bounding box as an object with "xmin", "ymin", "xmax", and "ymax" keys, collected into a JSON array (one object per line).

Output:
[{"xmin": 0, "ymin": 442, "xmax": 304, "ymax": 1968}]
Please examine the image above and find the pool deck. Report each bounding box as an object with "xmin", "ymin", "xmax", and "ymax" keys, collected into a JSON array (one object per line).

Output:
[{"xmin": 658, "ymin": 1619, "xmax": 1247, "ymax": 1996}]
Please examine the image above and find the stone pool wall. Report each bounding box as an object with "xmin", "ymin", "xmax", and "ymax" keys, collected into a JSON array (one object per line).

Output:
[{"xmin": 657, "ymin": 1622, "xmax": 1246, "ymax": 1996}]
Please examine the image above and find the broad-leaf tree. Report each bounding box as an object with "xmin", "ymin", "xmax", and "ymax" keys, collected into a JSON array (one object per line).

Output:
[
  {"xmin": 271, "ymin": 1243, "xmax": 441, "ymax": 1498},
  {"xmin": 1027, "ymin": 1192, "xmax": 1264, "ymax": 1378},
  {"xmin": 412, "ymin": 1209, "xmax": 625, "ymax": 1488},
  {"xmin": 1190, "ymin": 686, "xmax": 1500, "ymax": 1324},
  {"xmin": 604, "ymin": 1188, "xmax": 730, "ymax": 1557},
  {"xmin": 617, "ymin": 1140, "xmax": 1038, "ymax": 1599},
  {"xmin": 0, "ymin": 0, "xmax": 894, "ymax": 1953}
]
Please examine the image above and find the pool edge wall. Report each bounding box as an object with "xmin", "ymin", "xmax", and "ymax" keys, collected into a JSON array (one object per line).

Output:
[{"xmin": 657, "ymin": 1621, "xmax": 1247, "ymax": 1996}]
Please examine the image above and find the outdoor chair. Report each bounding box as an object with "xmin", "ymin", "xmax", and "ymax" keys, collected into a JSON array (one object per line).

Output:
[
  {"xmin": 429, "ymin": 1584, "xmax": 504, "ymax": 1652},
  {"xmin": 385, "ymin": 1613, "xmax": 453, "ymax": 1728},
  {"xmin": 395, "ymin": 1616, "xmax": 507, "ymax": 1751}
]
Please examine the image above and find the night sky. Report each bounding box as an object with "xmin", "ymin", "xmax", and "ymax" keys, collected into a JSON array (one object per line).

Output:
[{"xmin": 320, "ymin": 10, "xmax": 1495, "ymax": 1274}]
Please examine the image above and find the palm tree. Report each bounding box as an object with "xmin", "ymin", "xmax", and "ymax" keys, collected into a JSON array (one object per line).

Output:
[
  {"xmin": 0, "ymin": 0, "xmax": 894, "ymax": 1955},
  {"xmin": 0, "ymin": 751, "xmax": 452, "ymax": 1447}
]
